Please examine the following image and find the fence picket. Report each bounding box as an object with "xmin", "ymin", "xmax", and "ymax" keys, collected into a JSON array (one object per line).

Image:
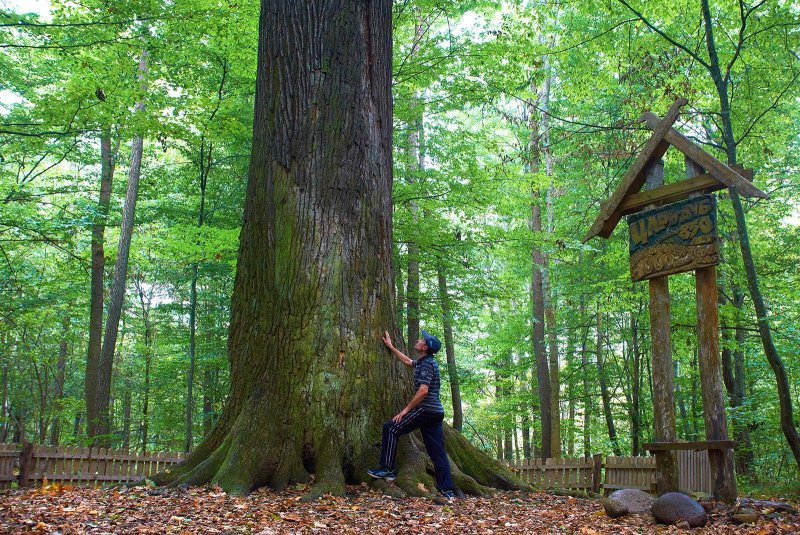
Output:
[{"xmin": 3, "ymin": 444, "xmax": 713, "ymax": 492}]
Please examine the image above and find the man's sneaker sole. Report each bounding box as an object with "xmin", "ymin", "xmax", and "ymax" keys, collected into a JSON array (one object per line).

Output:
[{"xmin": 367, "ymin": 470, "xmax": 396, "ymax": 481}]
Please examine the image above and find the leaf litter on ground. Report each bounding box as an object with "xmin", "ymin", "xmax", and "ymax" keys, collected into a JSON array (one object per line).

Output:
[{"xmin": 0, "ymin": 483, "xmax": 798, "ymax": 534}]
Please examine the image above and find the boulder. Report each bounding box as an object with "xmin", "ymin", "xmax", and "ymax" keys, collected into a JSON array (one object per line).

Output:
[
  {"xmin": 602, "ymin": 497, "xmax": 629, "ymax": 518},
  {"xmin": 651, "ymin": 492, "xmax": 708, "ymax": 527},
  {"xmin": 732, "ymin": 507, "xmax": 759, "ymax": 524},
  {"xmin": 607, "ymin": 489, "xmax": 654, "ymax": 514}
]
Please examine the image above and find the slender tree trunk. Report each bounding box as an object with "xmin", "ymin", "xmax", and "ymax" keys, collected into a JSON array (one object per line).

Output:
[
  {"xmin": 12, "ymin": 406, "xmax": 23, "ymax": 443},
  {"xmin": 405, "ymin": 104, "xmax": 421, "ymax": 351},
  {"xmin": 186, "ymin": 266, "xmax": 199, "ymax": 449},
  {"xmin": 136, "ymin": 278, "xmax": 153, "ymax": 452},
  {"xmin": 596, "ymin": 309, "xmax": 621, "ymax": 456},
  {"xmin": 50, "ymin": 316, "xmax": 69, "ymax": 446},
  {"xmin": 676, "ymin": 360, "xmax": 694, "ymax": 439},
  {"xmin": 437, "ymin": 265, "xmax": 462, "ymax": 431},
  {"xmin": 728, "ymin": 293, "xmax": 754, "ymax": 474},
  {"xmin": 567, "ymin": 377, "xmax": 576, "ymax": 456},
  {"xmin": 690, "ymin": 350, "xmax": 700, "ymax": 441},
  {"xmin": 187, "ymin": 138, "xmax": 211, "ymax": 454},
  {"xmin": 700, "ymin": 0, "xmax": 800, "ymax": 469},
  {"xmin": 72, "ymin": 413, "xmax": 82, "ymax": 443},
  {"xmin": 538, "ymin": 58, "xmax": 560, "ymax": 458},
  {"xmin": 580, "ymin": 294, "xmax": 591, "ymax": 458},
  {"xmin": 531, "ymin": 199, "xmax": 551, "ymax": 461},
  {"xmin": 95, "ymin": 50, "xmax": 149, "ymax": 447},
  {"xmin": 521, "ymin": 411, "xmax": 531, "ymax": 459},
  {"xmin": 122, "ymin": 378, "xmax": 132, "ymax": 450},
  {"xmin": 527, "ymin": 78, "xmax": 552, "ymax": 461},
  {"xmin": 0, "ymin": 345, "xmax": 7, "ymax": 443},
  {"xmin": 85, "ymin": 128, "xmax": 116, "ymax": 441},
  {"xmin": 630, "ymin": 314, "xmax": 641, "ymax": 455}
]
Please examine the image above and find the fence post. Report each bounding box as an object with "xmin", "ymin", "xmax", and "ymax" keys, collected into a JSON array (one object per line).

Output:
[
  {"xmin": 591, "ymin": 453, "xmax": 602, "ymax": 494},
  {"xmin": 18, "ymin": 442, "xmax": 33, "ymax": 487}
]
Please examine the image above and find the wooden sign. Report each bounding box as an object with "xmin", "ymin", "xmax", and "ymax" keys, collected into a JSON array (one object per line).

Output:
[{"xmin": 628, "ymin": 195, "xmax": 719, "ymax": 282}]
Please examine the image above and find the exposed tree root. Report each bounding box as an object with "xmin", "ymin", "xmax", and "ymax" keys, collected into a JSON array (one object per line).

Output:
[
  {"xmin": 154, "ymin": 397, "xmax": 526, "ymax": 500},
  {"xmin": 443, "ymin": 425, "xmax": 529, "ymax": 491}
]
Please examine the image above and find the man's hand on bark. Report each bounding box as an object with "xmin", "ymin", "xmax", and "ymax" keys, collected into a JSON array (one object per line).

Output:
[{"xmin": 382, "ymin": 331, "xmax": 394, "ymax": 350}]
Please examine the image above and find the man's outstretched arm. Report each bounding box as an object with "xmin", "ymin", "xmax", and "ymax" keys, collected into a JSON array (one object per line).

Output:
[{"xmin": 382, "ymin": 331, "xmax": 412, "ymax": 366}]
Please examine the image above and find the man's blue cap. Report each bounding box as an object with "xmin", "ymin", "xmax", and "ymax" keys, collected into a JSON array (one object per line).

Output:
[{"xmin": 422, "ymin": 329, "xmax": 441, "ymax": 355}]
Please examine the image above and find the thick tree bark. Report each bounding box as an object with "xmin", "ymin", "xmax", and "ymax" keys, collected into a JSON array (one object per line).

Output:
[
  {"xmin": 85, "ymin": 128, "xmax": 116, "ymax": 441},
  {"xmin": 202, "ymin": 367, "xmax": 215, "ymax": 437},
  {"xmin": 154, "ymin": 1, "xmax": 522, "ymax": 498},
  {"xmin": 95, "ymin": 50, "xmax": 149, "ymax": 446}
]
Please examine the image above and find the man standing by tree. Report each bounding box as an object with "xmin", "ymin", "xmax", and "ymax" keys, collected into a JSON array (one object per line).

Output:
[{"xmin": 369, "ymin": 330, "xmax": 456, "ymax": 498}]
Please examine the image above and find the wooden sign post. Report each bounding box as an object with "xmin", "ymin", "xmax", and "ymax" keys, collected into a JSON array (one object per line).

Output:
[{"xmin": 582, "ymin": 98, "xmax": 768, "ymax": 503}]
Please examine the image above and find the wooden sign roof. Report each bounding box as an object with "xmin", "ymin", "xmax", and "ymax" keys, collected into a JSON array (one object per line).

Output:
[{"xmin": 583, "ymin": 99, "xmax": 769, "ymax": 243}]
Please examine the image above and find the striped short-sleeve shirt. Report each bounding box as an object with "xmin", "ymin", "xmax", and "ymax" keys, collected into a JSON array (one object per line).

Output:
[{"xmin": 412, "ymin": 355, "xmax": 444, "ymax": 414}]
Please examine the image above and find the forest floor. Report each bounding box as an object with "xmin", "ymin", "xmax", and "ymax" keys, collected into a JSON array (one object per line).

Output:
[{"xmin": 1, "ymin": 484, "xmax": 798, "ymax": 534}]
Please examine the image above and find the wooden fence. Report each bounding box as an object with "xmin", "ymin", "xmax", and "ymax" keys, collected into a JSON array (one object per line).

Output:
[
  {"xmin": 604, "ymin": 455, "xmax": 657, "ymax": 493},
  {"xmin": 506, "ymin": 450, "xmax": 712, "ymax": 495},
  {"xmin": 0, "ymin": 443, "xmax": 185, "ymax": 489},
  {"xmin": 507, "ymin": 455, "xmax": 602, "ymax": 492}
]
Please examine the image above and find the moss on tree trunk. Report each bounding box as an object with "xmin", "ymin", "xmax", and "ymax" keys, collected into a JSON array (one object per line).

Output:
[{"xmin": 154, "ymin": 0, "xmax": 527, "ymax": 499}]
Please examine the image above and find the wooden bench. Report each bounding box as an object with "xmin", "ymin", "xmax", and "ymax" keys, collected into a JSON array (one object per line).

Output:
[{"xmin": 643, "ymin": 440, "xmax": 736, "ymax": 497}]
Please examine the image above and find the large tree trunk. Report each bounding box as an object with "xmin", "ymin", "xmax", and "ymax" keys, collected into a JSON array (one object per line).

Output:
[
  {"xmin": 154, "ymin": 0, "xmax": 523, "ymax": 498},
  {"xmin": 95, "ymin": 50, "xmax": 148, "ymax": 446},
  {"xmin": 202, "ymin": 367, "xmax": 215, "ymax": 438},
  {"xmin": 85, "ymin": 128, "xmax": 116, "ymax": 441}
]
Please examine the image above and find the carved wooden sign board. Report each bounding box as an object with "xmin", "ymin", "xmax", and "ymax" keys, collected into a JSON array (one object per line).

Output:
[{"xmin": 627, "ymin": 195, "xmax": 719, "ymax": 282}]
